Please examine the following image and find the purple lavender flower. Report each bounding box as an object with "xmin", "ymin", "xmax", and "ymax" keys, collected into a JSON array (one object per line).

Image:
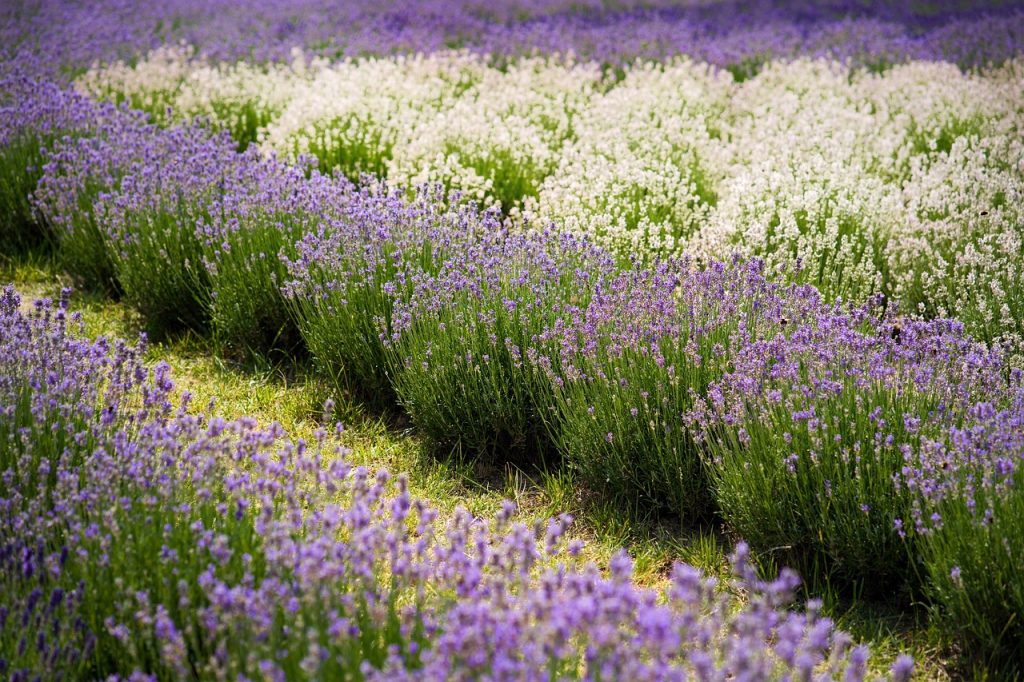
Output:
[{"xmin": 4, "ymin": 1, "xmax": 1021, "ymax": 78}]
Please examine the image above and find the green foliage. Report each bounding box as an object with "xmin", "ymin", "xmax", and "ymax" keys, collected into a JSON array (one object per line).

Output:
[
  {"xmin": 108, "ymin": 196, "xmax": 211, "ymax": 337},
  {"xmin": 704, "ymin": 359, "xmax": 969, "ymax": 597},
  {"xmin": 552, "ymin": 339, "xmax": 726, "ymax": 520},
  {"xmin": 389, "ymin": 236, "xmax": 595, "ymax": 462},
  {"xmin": 0, "ymin": 136, "xmax": 49, "ymax": 254},
  {"xmin": 54, "ymin": 175, "xmax": 121, "ymax": 294},
  {"xmin": 206, "ymin": 211, "xmax": 305, "ymax": 360},
  {"xmin": 391, "ymin": 296, "xmax": 557, "ymax": 462},
  {"xmin": 300, "ymin": 118, "xmax": 393, "ymax": 183},
  {"xmin": 287, "ymin": 228, "xmax": 450, "ymax": 407},
  {"xmin": 922, "ymin": 473, "xmax": 1024, "ymax": 673}
]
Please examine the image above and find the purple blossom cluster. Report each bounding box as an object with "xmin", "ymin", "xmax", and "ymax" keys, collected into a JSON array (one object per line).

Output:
[
  {"xmin": 384, "ymin": 225, "xmax": 616, "ymax": 455},
  {"xmin": 0, "ymin": 286, "xmax": 909, "ymax": 680},
  {"xmin": 906, "ymin": 387, "xmax": 1024, "ymax": 661},
  {"xmin": 904, "ymin": 391, "xmax": 1024, "ymax": 519},
  {"xmin": 0, "ymin": 75, "xmax": 96, "ymax": 149},
  {"xmin": 32, "ymin": 101, "xmax": 224, "ymax": 306},
  {"xmin": 537, "ymin": 257, "xmax": 822, "ymax": 514},
  {"xmin": 3, "ymin": 0, "xmax": 1022, "ymax": 80},
  {"xmin": 693, "ymin": 290, "xmax": 1017, "ymax": 586},
  {"xmin": 0, "ymin": 74, "xmax": 101, "ymax": 250},
  {"xmin": 32, "ymin": 97, "xmax": 355, "ymax": 351},
  {"xmin": 281, "ymin": 183, "xmax": 508, "ymax": 401}
]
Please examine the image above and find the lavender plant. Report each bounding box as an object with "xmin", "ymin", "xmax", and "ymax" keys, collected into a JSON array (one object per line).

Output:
[
  {"xmin": 33, "ymin": 106, "xmax": 131, "ymax": 292},
  {"xmin": 0, "ymin": 76, "xmax": 96, "ymax": 253},
  {"xmin": 696, "ymin": 311, "xmax": 1012, "ymax": 593},
  {"xmin": 260, "ymin": 52, "xmax": 487, "ymax": 183},
  {"xmin": 93, "ymin": 124, "xmax": 233, "ymax": 335},
  {"xmin": 283, "ymin": 185, "xmax": 491, "ymax": 404},
  {"xmin": 37, "ymin": 108, "xmax": 321, "ymax": 349},
  {"xmin": 546, "ymin": 257, "xmax": 820, "ymax": 520},
  {"xmin": 196, "ymin": 155, "xmax": 355, "ymax": 358},
  {"xmin": 389, "ymin": 226, "xmax": 614, "ymax": 461},
  {"xmin": 888, "ymin": 132, "xmax": 1024, "ymax": 358},
  {"xmin": 902, "ymin": 390, "xmax": 1024, "ymax": 668}
]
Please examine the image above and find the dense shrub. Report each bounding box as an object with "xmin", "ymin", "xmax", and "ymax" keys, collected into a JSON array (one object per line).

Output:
[
  {"xmin": 283, "ymin": 186, "xmax": 490, "ymax": 403},
  {"xmin": 696, "ymin": 313, "xmax": 1011, "ymax": 593},
  {"xmin": 905, "ymin": 392, "xmax": 1024, "ymax": 668},
  {"xmin": 0, "ymin": 77, "xmax": 96, "ymax": 253},
  {"xmin": 546, "ymin": 258, "xmax": 816, "ymax": 520},
  {"xmin": 389, "ymin": 227, "xmax": 612, "ymax": 460}
]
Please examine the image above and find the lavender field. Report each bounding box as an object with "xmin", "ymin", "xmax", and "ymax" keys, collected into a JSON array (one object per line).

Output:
[{"xmin": 2, "ymin": 1, "xmax": 1023, "ymax": 679}]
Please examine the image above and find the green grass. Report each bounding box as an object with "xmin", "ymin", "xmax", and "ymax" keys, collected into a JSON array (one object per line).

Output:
[
  {"xmin": 920, "ymin": 471, "xmax": 1024, "ymax": 674},
  {"xmin": 0, "ymin": 252, "xmax": 961, "ymax": 680}
]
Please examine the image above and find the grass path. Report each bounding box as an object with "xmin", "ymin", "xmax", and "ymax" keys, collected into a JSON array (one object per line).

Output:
[{"xmin": 2, "ymin": 249, "xmax": 955, "ymax": 680}]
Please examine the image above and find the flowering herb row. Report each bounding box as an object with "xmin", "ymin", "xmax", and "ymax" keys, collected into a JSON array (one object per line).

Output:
[
  {"xmin": 1, "ymin": 79, "xmax": 1022, "ymax": 669},
  {"xmin": 4, "ymin": 0, "xmax": 1022, "ymax": 81}
]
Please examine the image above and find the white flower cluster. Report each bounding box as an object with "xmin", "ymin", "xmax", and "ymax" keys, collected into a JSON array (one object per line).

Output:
[
  {"xmin": 77, "ymin": 50, "xmax": 1024, "ymax": 348},
  {"xmin": 525, "ymin": 59, "xmax": 731, "ymax": 254},
  {"xmin": 77, "ymin": 44, "xmax": 318, "ymax": 144},
  {"xmin": 262, "ymin": 52, "xmax": 489, "ymax": 179},
  {"xmin": 385, "ymin": 56, "xmax": 603, "ymax": 211},
  {"xmin": 76, "ymin": 44, "xmax": 199, "ymax": 118},
  {"xmin": 700, "ymin": 59, "xmax": 908, "ymax": 300}
]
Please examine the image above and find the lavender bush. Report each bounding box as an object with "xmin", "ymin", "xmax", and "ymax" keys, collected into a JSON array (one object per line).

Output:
[
  {"xmin": 33, "ymin": 108, "xmax": 340, "ymax": 353},
  {"xmin": 695, "ymin": 309, "xmax": 1014, "ymax": 592},
  {"xmin": 902, "ymin": 390, "xmax": 1024, "ymax": 666},
  {"xmin": 30, "ymin": 102, "xmax": 141, "ymax": 292},
  {"xmin": 191, "ymin": 152, "xmax": 354, "ymax": 357},
  {"xmin": 283, "ymin": 185, "xmax": 495, "ymax": 404},
  {"xmin": 388, "ymin": 226, "xmax": 613, "ymax": 460},
  {"xmin": 544, "ymin": 258, "xmax": 819, "ymax": 520},
  {"xmin": 0, "ymin": 75, "xmax": 97, "ymax": 253},
  {"xmin": 93, "ymin": 125, "xmax": 227, "ymax": 334}
]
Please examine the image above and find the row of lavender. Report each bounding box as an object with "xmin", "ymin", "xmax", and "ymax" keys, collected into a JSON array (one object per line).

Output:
[
  {"xmin": 2, "ymin": 78, "xmax": 1022, "ymax": 667},
  {"xmin": 3, "ymin": 287, "xmax": 902, "ymax": 680},
  {"xmin": 4, "ymin": 0, "xmax": 1022, "ymax": 80}
]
